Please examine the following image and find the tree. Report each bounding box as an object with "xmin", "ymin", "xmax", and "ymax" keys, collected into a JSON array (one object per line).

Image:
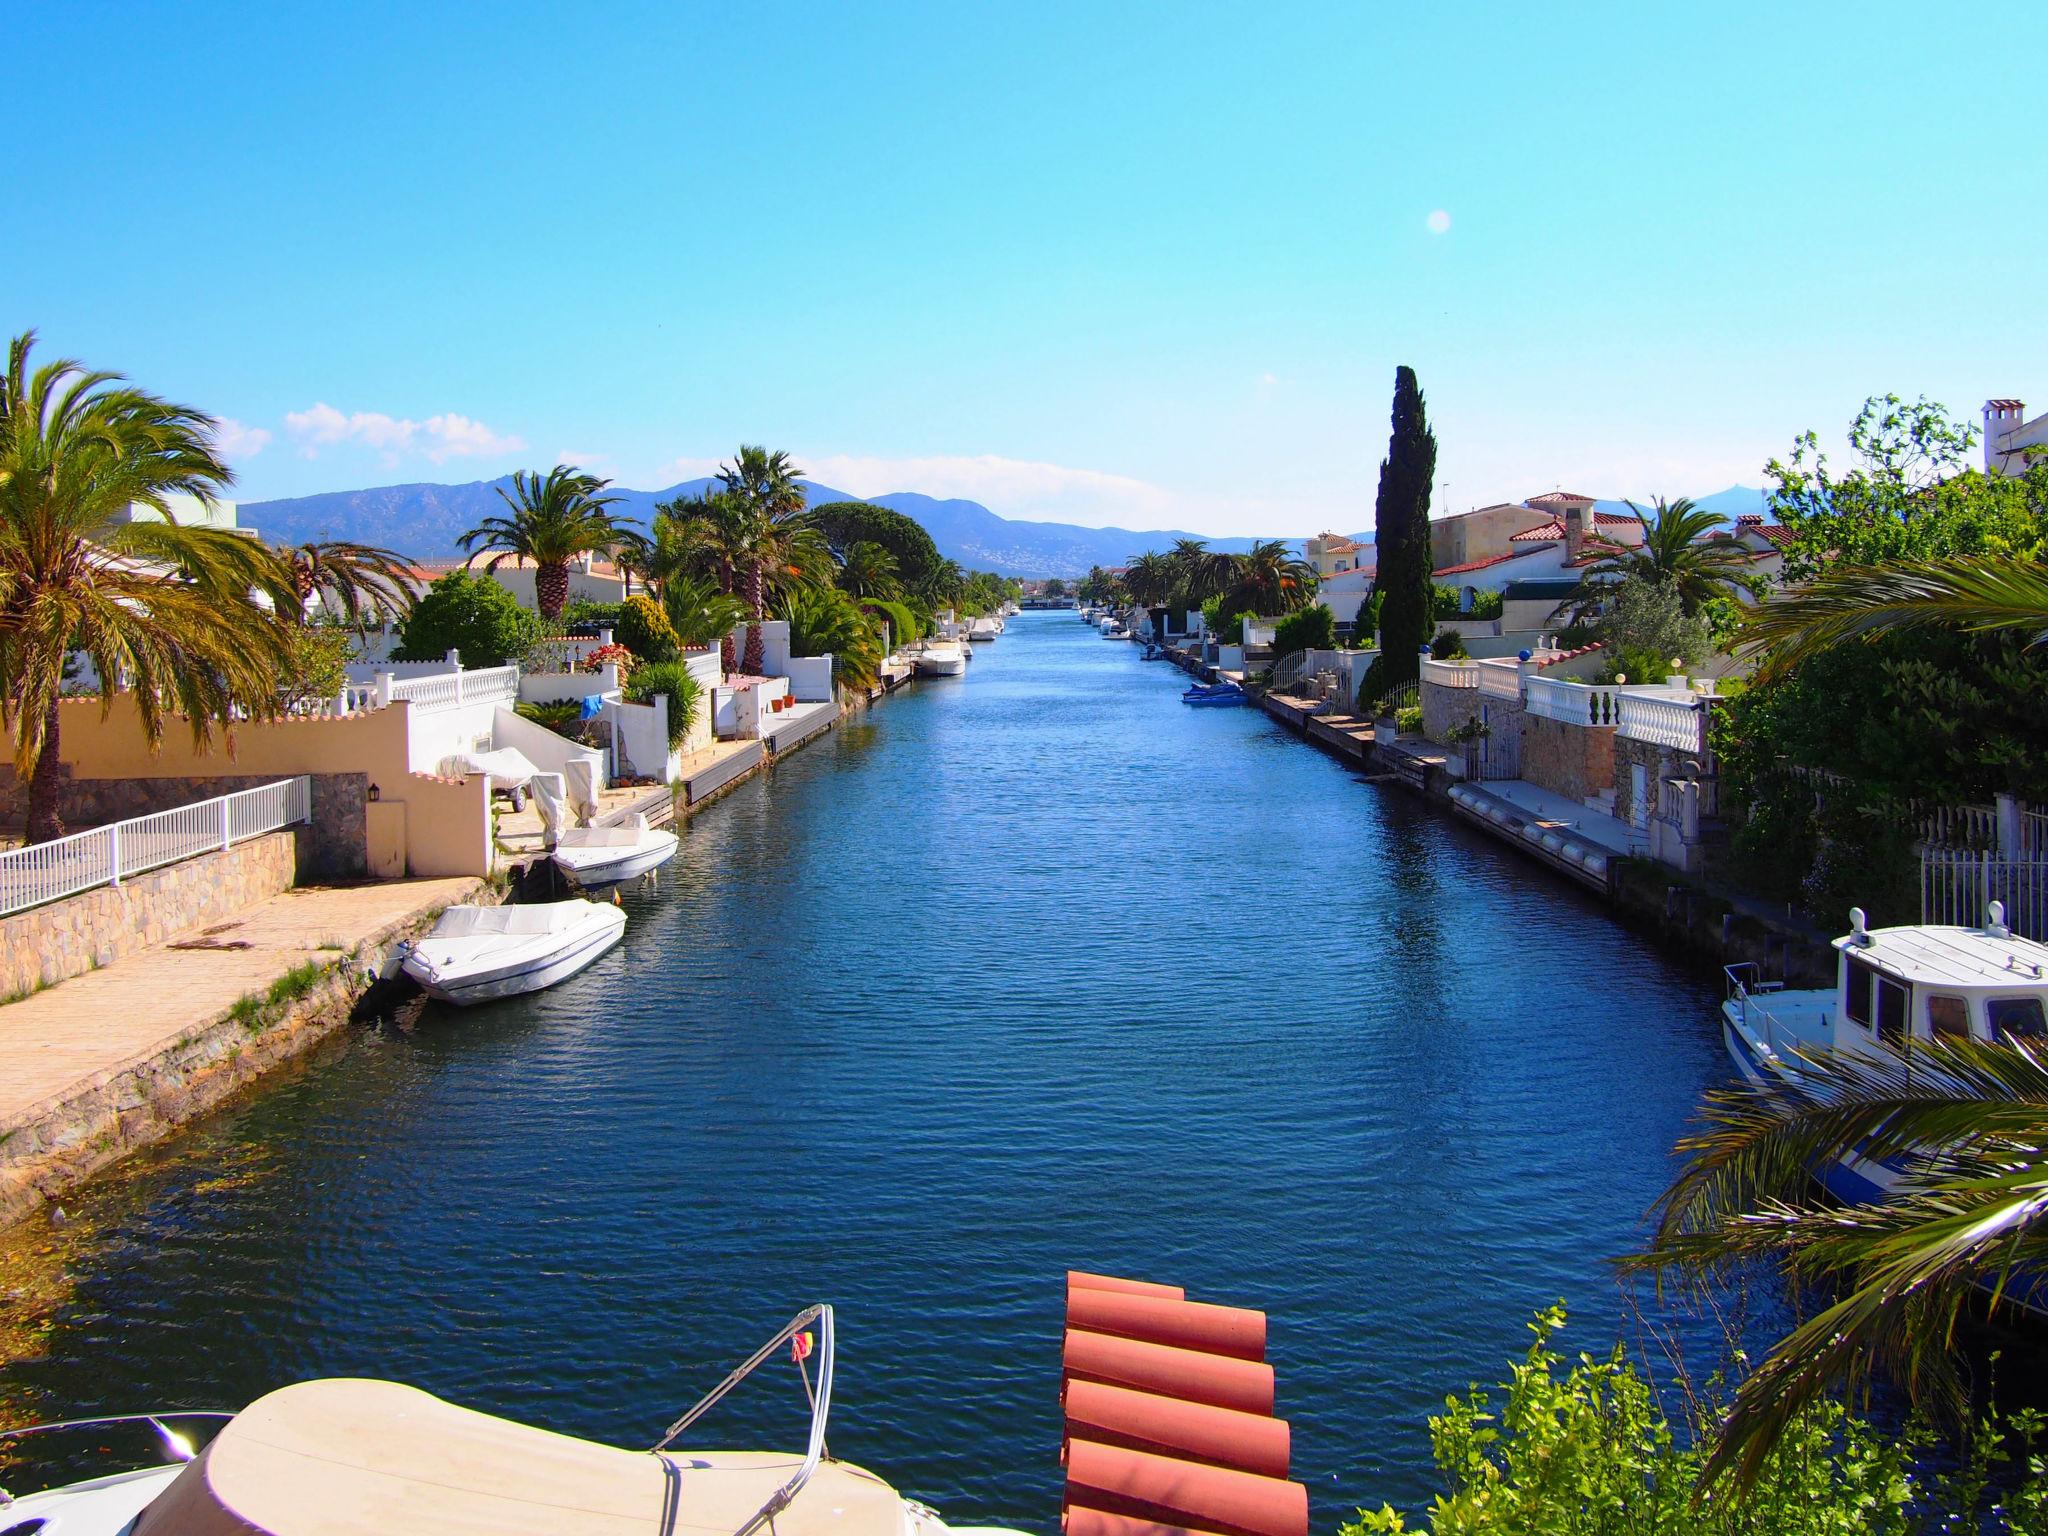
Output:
[
  {"xmin": 658, "ymin": 574, "xmax": 749, "ymax": 651},
  {"xmin": 458, "ymin": 464, "xmax": 625, "ymax": 621},
  {"xmin": 1167, "ymin": 538, "xmax": 1232, "ymax": 609},
  {"xmin": 1272, "ymin": 603, "xmax": 1335, "ymax": 657},
  {"xmin": 0, "ymin": 331, "xmax": 295, "ymax": 843},
  {"xmin": 1592, "ymin": 573, "xmax": 1711, "ymax": 683},
  {"xmin": 1359, "ymin": 366, "xmax": 1437, "ymax": 707},
  {"xmin": 278, "ymin": 540, "xmax": 418, "ymax": 629},
  {"xmin": 1739, "ymin": 556, "xmax": 2048, "ymax": 674},
  {"xmin": 1043, "ymin": 577, "xmax": 1068, "ymax": 598},
  {"xmin": 392, "ymin": 570, "xmax": 540, "ymax": 667},
  {"xmin": 1629, "ymin": 1034, "xmax": 2048, "ymax": 1491},
  {"xmin": 1562, "ymin": 496, "xmax": 1759, "ymax": 620},
  {"xmin": 716, "ymin": 446, "xmax": 830, "ymax": 674},
  {"xmin": 1123, "ymin": 551, "xmax": 1174, "ymax": 607},
  {"xmin": 613, "ymin": 593, "xmax": 680, "ymax": 663},
  {"xmin": 780, "ymin": 586, "xmax": 884, "ymax": 693},
  {"xmin": 1227, "ymin": 540, "xmax": 1316, "ymax": 615},
  {"xmin": 836, "ymin": 540, "xmax": 901, "ymax": 600},
  {"xmin": 809, "ymin": 501, "xmax": 946, "ymax": 600}
]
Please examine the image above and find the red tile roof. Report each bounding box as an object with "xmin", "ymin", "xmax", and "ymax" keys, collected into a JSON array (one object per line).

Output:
[
  {"xmin": 1432, "ymin": 551, "xmax": 1527, "ymax": 577},
  {"xmin": 1527, "ymin": 490, "xmax": 1597, "ymax": 507},
  {"xmin": 1063, "ymin": 1271, "xmax": 1307, "ymax": 1536},
  {"xmin": 1508, "ymin": 511, "xmax": 1636, "ymax": 542},
  {"xmin": 1988, "ymin": 398, "xmax": 2026, "ymax": 410}
]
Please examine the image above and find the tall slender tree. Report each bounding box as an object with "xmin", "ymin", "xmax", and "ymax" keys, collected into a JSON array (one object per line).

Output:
[
  {"xmin": 1360, "ymin": 365, "xmax": 1438, "ymax": 707},
  {"xmin": 458, "ymin": 465, "xmax": 624, "ymax": 622}
]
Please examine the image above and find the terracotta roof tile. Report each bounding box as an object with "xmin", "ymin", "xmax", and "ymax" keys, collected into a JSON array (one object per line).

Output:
[
  {"xmin": 1432, "ymin": 551, "xmax": 1526, "ymax": 577},
  {"xmin": 1527, "ymin": 490, "xmax": 1597, "ymax": 507}
]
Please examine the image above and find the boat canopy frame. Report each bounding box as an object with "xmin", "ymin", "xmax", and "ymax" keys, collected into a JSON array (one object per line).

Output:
[{"xmin": 652, "ymin": 1303, "xmax": 837, "ymax": 1536}]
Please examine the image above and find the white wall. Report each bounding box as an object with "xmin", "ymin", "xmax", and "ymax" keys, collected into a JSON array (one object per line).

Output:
[
  {"xmin": 599, "ymin": 696, "xmax": 677, "ymax": 781},
  {"xmin": 405, "ymin": 699, "xmax": 500, "ymax": 774},
  {"xmin": 785, "ymin": 655, "xmax": 834, "ymax": 702},
  {"xmin": 518, "ymin": 664, "xmax": 622, "ymax": 704},
  {"xmin": 492, "ymin": 706, "xmax": 606, "ymax": 789},
  {"xmin": 727, "ymin": 619, "xmax": 792, "ymax": 675}
]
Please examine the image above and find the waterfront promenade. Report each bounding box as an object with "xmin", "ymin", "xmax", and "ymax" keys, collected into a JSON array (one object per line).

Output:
[{"xmin": 0, "ymin": 875, "xmax": 481, "ymax": 1225}]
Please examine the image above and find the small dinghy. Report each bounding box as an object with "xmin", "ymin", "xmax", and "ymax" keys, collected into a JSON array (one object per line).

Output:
[
  {"xmin": 1182, "ymin": 681, "xmax": 1246, "ymax": 707},
  {"xmin": 400, "ymin": 900, "xmax": 625, "ymax": 1005},
  {"xmin": 551, "ymin": 814, "xmax": 678, "ymax": 886}
]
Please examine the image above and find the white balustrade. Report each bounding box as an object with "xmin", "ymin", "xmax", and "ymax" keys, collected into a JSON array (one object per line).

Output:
[
  {"xmin": 1477, "ymin": 662, "xmax": 1523, "ymax": 701},
  {"xmin": 1614, "ymin": 690, "xmax": 1707, "ymax": 752},
  {"xmin": 386, "ymin": 665, "xmax": 520, "ymax": 714},
  {"xmin": 1523, "ymin": 675, "xmax": 1622, "ymax": 727},
  {"xmin": 1419, "ymin": 658, "xmax": 1479, "ymax": 689},
  {"xmin": 0, "ymin": 778, "xmax": 312, "ymax": 917}
]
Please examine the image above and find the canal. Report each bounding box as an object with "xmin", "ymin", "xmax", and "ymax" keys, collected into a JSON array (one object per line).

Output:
[{"xmin": 4, "ymin": 611, "xmax": 1739, "ymax": 1525}]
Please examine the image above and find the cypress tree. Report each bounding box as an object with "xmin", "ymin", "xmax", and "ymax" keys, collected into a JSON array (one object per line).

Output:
[{"xmin": 1360, "ymin": 365, "xmax": 1438, "ymax": 709}]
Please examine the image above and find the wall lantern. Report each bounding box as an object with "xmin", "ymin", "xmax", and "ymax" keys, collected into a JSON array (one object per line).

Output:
[{"xmin": 367, "ymin": 783, "xmax": 381, "ymax": 803}]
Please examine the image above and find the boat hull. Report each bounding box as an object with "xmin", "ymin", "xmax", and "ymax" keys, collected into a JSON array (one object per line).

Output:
[
  {"xmin": 552, "ymin": 831, "xmax": 679, "ymax": 886},
  {"xmin": 404, "ymin": 910, "xmax": 625, "ymax": 1006},
  {"xmin": 916, "ymin": 657, "xmax": 967, "ymax": 677}
]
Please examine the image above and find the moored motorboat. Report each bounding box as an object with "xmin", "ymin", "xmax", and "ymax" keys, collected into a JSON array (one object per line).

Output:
[
  {"xmin": 914, "ymin": 641, "xmax": 967, "ymax": 677},
  {"xmin": 1722, "ymin": 902, "xmax": 2048, "ymax": 1209},
  {"xmin": 550, "ymin": 814, "xmax": 678, "ymax": 886},
  {"xmin": 400, "ymin": 899, "xmax": 625, "ymax": 1005},
  {"xmin": 0, "ymin": 1307, "xmax": 1034, "ymax": 1536},
  {"xmin": 967, "ymin": 617, "xmax": 999, "ymax": 642}
]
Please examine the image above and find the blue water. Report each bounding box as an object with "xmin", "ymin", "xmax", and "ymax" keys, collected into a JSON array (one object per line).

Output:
[{"xmin": 5, "ymin": 612, "xmax": 1736, "ymax": 1525}]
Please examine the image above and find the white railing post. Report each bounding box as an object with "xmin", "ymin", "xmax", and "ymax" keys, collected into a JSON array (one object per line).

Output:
[
  {"xmin": 377, "ymin": 671, "xmax": 395, "ymax": 708},
  {"xmin": 109, "ymin": 823, "xmax": 122, "ymax": 887},
  {"xmin": 220, "ymin": 795, "xmax": 233, "ymax": 851}
]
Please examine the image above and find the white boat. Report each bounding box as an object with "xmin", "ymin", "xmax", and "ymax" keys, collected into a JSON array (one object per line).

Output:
[
  {"xmin": 551, "ymin": 814, "xmax": 678, "ymax": 886},
  {"xmin": 400, "ymin": 899, "xmax": 625, "ymax": 1005},
  {"xmin": 914, "ymin": 641, "xmax": 967, "ymax": 677},
  {"xmin": 1101, "ymin": 622, "xmax": 1127, "ymax": 640},
  {"xmin": 967, "ymin": 617, "xmax": 999, "ymax": 642},
  {"xmin": 1722, "ymin": 901, "xmax": 2048, "ymax": 1204},
  {"xmin": 0, "ymin": 1307, "xmax": 1033, "ymax": 1536}
]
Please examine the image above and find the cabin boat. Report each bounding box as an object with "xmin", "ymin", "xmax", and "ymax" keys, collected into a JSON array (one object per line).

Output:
[
  {"xmin": 1182, "ymin": 681, "xmax": 1246, "ymax": 708},
  {"xmin": 400, "ymin": 899, "xmax": 626, "ymax": 1005},
  {"xmin": 967, "ymin": 617, "xmax": 999, "ymax": 642},
  {"xmin": 1723, "ymin": 902, "xmax": 2048, "ymax": 1203},
  {"xmin": 551, "ymin": 814, "xmax": 679, "ymax": 886},
  {"xmin": 0, "ymin": 1306, "xmax": 1033, "ymax": 1536},
  {"xmin": 913, "ymin": 641, "xmax": 967, "ymax": 677}
]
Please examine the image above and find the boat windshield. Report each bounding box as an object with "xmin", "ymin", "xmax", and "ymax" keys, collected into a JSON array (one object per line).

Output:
[{"xmin": 1989, "ymin": 996, "xmax": 2048, "ymax": 1041}]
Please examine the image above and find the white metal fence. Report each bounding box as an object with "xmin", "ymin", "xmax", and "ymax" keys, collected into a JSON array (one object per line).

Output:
[
  {"xmin": 0, "ymin": 778, "xmax": 312, "ymax": 918},
  {"xmin": 1922, "ymin": 849, "xmax": 2048, "ymax": 941}
]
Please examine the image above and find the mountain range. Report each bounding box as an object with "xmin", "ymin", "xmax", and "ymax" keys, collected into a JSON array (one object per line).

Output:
[{"xmin": 240, "ymin": 479, "xmax": 1768, "ymax": 580}]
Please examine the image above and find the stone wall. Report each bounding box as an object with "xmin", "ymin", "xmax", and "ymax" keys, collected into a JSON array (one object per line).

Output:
[
  {"xmin": 0, "ymin": 769, "xmax": 367, "ymax": 877},
  {"xmin": 0, "ymin": 830, "xmax": 298, "ymax": 998},
  {"xmin": 1421, "ymin": 680, "xmax": 1482, "ymax": 745},
  {"xmin": 1521, "ymin": 717, "xmax": 1616, "ymax": 803},
  {"xmin": 1613, "ymin": 734, "xmax": 1661, "ymax": 827}
]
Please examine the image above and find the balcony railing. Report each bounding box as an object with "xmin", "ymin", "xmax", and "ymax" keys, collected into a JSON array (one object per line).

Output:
[
  {"xmin": 388, "ymin": 665, "xmax": 519, "ymax": 714},
  {"xmin": 1523, "ymin": 675, "xmax": 1620, "ymax": 726},
  {"xmin": 1615, "ymin": 691, "xmax": 1707, "ymax": 752},
  {"xmin": 0, "ymin": 778, "xmax": 312, "ymax": 917},
  {"xmin": 1477, "ymin": 662, "xmax": 1523, "ymax": 701},
  {"xmin": 1419, "ymin": 658, "xmax": 1479, "ymax": 689}
]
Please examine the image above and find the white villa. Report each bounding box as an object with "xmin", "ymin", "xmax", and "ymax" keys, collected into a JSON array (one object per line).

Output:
[{"xmin": 1985, "ymin": 398, "xmax": 2048, "ymax": 477}]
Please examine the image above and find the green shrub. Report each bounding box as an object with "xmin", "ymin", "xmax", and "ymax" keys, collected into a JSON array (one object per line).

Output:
[
  {"xmin": 561, "ymin": 599, "xmax": 624, "ymax": 633},
  {"xmin": 1395, "ymin": 704, "xmax": 1423, "ymax": 734},
  {"xmin": 1273, "ymin": 603, "xmax": 1336, "ymax": 657},
  {"xmin": 393, "ymin": 572, "xmax": 541, "ymax": 667},
  {"xmin": 615, "ymin": 593, "xmax": 680, "ymax": 662},
  {"xmin": 1342, "ymin": 1305, "xmax": 2048, "ymax": 1536},
  {"xmin": 1201, "ymin": 596, "xmax": 1249, "ymax": 644},
  {"xmin": 1429, "ymin": 627, "xmax": 1469, "ymax": 660},
  {"xmin": 782, "ymin": 587, "xmax": 884, "ymax": 692},
  {"xmin": 1431, "ymin": 586, "xmax": 1506, "ymax": 622},
  {"xmin": 515, "ymin": 699, "xmax": 583, "ymax": 736},
  {"xmin": 624, "ymin": 661, "xmax": 700, "ymax": 747}
]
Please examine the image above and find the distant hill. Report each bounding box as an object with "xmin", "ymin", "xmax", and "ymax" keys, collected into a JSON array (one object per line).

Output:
[{"xmin": 240, "ymin": 478, "xmax": 1768, "ymax": 580}]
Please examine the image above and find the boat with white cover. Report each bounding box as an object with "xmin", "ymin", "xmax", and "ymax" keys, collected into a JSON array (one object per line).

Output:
[
  {"xmin": 0, "ymin": 1306, "xmax": 1033, "ymax": 1536},
  {"xmin": 1722, "ymin": 901, "xmax": 2048, "ymax": 1204},
  {"xmin": 914, "ymin": 641, "xmax": 967, "ymax": 677},
  {"xmin": 400, "ymin": 899, "xmax": 625, "ymax": 1005},
  {"xmin": 967, "ymin": 617, "xmax": 999, "ymax": 642},
  {"xmin": 551, "ymin": 813, "xmax": 678, "ymax": 886}
]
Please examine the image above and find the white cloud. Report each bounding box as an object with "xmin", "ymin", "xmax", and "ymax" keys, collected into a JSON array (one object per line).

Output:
[
  {"xmin": 1426, "ymin": 209, "xmax": 1451, "ymax": 235},
  {"xmin": 283, "ymin": 402, "xmax": 526, "ymax": 465},
  {"xmin": 212, "ymin": 417, "xmax": 271, "ymax": 460}
]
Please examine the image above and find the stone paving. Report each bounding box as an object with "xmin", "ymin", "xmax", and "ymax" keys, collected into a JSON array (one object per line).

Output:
[{"xmin": 0, "ymin": 876, "xmax": 480, "ymax": 1126}]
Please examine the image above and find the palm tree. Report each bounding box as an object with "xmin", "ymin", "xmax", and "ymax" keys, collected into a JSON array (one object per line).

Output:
[
  {"xmin": 1568, "ymin": 497, "xmax": 1759, "ymax": 618},
  {"xmin": 1629, "ymin": 1033, "xmax": 2048, "ymax": 1489},
  {"xmin": 1229, "ymin": 540, "xmax": 1316, "ymax": 614},
  {"xmin": 608, "ymin": 528, "xmax": 653, "ymax": 600},
  {"xmin": 1123, "ymin": 551, "xmax": 1174, "ymax": 608},
  {"xmin": 658, "ymin": 574, "xmax": 750, "ymax": 651},
  {"xmin": 717, "ymin": 446, "xmax": 828, "ymax": 674},
  {"xmin": 1167, "ymin": 537, "xmax": 1231, "ymax": 608},
  {"xmin": 277, "ymin": 539, "xmax": 417, "ymax": 629},
  {"xmin": 458, "ymin": 465, "xmax": 624, "ymax": 622},
  {"xmin": 1739, "ymin": 555, "xmax": 2048, "ymax": 674},
  {"xmin": 836, "ymin": 540, "xmax": 901, "ymax": 601},
  {"xmin": 780, "ymin": 586, "xmax": 884, "ymax": 693},
  {"xmin": 0, "ymin": 331, "xmax": 295, "ymax": 843}
]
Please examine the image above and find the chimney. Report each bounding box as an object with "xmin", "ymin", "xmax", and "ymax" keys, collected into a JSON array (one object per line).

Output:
[{"xmin": 1985, "ymin": 399, "xmax": 2026, "ymax": 474}]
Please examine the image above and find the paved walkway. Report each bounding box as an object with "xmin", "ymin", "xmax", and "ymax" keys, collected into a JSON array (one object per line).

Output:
[
  {"xmin": 1463, "ymin": 778, "xmax": 1645, "ymax": 856},
  {"xmin": 0, "ymin": 877, "xmax": 479, "ymax": 1125}
]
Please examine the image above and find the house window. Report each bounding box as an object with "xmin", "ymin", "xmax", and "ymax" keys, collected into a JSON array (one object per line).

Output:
[
  {"xmin": 1989, "ymin": 996, "xmax": 2048, "ymax": 1041},
  {"xmin": 1927, "ymin": 994, "xmax": 1971, "ymax": 1041}
]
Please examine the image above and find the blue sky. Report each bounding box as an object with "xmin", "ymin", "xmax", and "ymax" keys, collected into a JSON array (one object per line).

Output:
[{"xmin": 9, "ymin": 1, "xmax": 2043, "ymax": 535}]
